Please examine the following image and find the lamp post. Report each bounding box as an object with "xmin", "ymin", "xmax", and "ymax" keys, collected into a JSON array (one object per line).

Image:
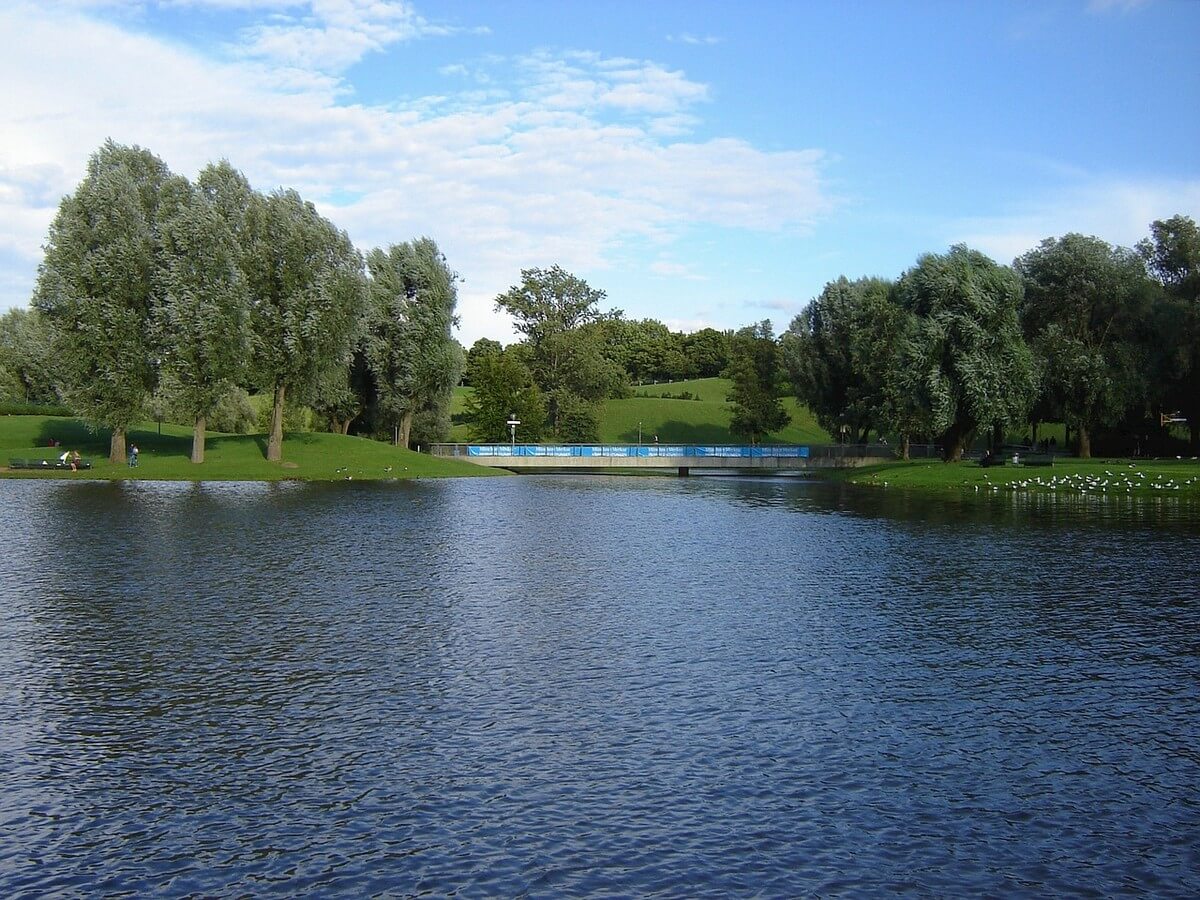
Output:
[
  {"xmin": 638, "ymin": 421, "xmax": 642, "ymax": 447},
  {"xmin": 507, "ymin": 414, "xmax": 520, "ymax": 448}
]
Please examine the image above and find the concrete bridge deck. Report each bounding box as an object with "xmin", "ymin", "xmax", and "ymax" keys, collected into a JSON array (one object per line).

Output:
[{"xmin": 429, "ymin": 443, "xmax": 894, "ymax": 475}]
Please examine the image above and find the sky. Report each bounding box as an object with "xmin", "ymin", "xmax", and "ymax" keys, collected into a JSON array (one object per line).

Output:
[{"xmin": 1, "ymin": 0, "xmax": 1198, "ymax": 345}]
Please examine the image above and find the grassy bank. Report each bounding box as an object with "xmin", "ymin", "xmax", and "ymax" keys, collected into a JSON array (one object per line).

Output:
[
  {"xmin": 823, "ymin": 457, "xmax": 1200, "ymax": 498},
  {"xmin": 1, "ymin": 415, "xmax": 497, "ymax": 481},
  {"xmin": 450, "ymin": 377, "xmax": 832, "ymax": 444}
]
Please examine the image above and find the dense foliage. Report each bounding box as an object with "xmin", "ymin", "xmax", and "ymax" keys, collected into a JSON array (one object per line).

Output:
[
  {"xmin": 7, "ymin": 139, "xmax": 1196, "ymax": 459},
  {"xmin": 785, "ymin": 219, "xmax": 1199, "ymax": 457}
]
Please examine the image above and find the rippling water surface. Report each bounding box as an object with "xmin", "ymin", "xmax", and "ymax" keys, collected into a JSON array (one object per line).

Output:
[{"xmin": 1, "ymin": 476, "xmax": 1198, "ymax": 896}]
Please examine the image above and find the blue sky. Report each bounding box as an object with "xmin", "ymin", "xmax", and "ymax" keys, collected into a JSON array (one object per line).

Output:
[{"xmin": 1, "ymin": 0, "xmax": 1197, "ymax": 343}]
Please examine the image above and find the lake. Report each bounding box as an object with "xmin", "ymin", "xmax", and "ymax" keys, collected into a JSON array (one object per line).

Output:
[{"xmin": 1, "ymin": 476, "xmax": 1198, "ymax": 896}]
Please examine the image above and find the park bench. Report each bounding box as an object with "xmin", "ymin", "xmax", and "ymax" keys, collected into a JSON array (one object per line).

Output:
[
  {"xmin": 7, "ymin": 457, "xmax": 93, "ymax": 470},
  {"xmin": 1014, "ymin": 453, "xmax": 1054, "ymax": 467}
]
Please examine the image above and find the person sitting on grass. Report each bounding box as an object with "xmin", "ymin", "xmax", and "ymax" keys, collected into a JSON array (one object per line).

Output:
[{"xmin": 70, "ymin": 450, "xmax": 81, "ymax": 472}]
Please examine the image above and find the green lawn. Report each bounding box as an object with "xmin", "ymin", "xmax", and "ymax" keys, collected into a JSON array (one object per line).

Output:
[
  {"xmin": 828, "ymin": 457, "xmax": 1200, "ymax": 498},
  {"xmin": 1, "ymin": 415, "xmax": 498, "ymax": 481},
  {"xmin": 450, "ymin": 378, "xmax": 831, "ymax": 444}
]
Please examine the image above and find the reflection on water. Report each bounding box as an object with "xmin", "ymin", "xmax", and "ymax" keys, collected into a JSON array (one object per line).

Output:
[{"xmin": 1, "ymin": 476, "xmax": 1198, "ymax": 896}]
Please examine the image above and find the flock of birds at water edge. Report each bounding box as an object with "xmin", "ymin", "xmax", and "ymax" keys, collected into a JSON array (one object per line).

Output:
[{"xmin": 975, "ymin": 463, "xmax": 1199, "ymax": 495}]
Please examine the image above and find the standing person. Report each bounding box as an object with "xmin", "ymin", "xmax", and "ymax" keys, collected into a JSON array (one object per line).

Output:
[{"xmin": 129, "ymin": 444, "xmax": 139, "ymax": 467}]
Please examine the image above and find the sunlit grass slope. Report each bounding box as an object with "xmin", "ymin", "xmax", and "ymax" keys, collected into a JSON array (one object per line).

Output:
[
  {"xmin": 828, "ymin": 457, "xmax": 1200, "ymax": 498},
  {"xmin": 0, "ymin": 416, "xmax": 497, "ymax": 481},
  {"xmin": 449, "ymin": 378, "xmax": 831, "ymax": 444}
]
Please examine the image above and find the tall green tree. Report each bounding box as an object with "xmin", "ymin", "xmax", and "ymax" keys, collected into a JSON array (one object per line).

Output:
[
  {"xmin": 365, "ymin": 238, "xmax": 463, "ymax": 447},
  {"xmin": 895, "ymin": 245, "xmax": 1036, "ymax": 461},
  {"xmin": 1015, "ymin": 234, "xmax": 1154, "ymax": 457},
  {"xmin": 0, "ymin": 307, "xmax": 57, "ymax": 404},
  {"xmin": 782, "ymin": 276, "xmax": 897, "ymax": 442},
  {"xmin": 1138, "ymin": 215, "xmax": 1200, "ymax": 450},
  {"xmin": 32, "ymin": 141, "xmax": 173, "ymax": 463},
  {"xmin": 726, "ymin": 320, "xmax": 790, "ymax": 444},
  {"xmin": 877, "ymin": 308, "xmax": 937, "ymax": 459},
  {"xmin": 153, "ymin": 182, "xmax": 251, "ymax": 463},
  {"xmin": 464, "ymin": 338, "xmax": 503, "ymax": 384},
  {"xmin": 494, "ymin": 266, "xmax": 624, "ymax": 438},
  {"xmin": 463, "ymin": 348, "xmax": 547, "ymax": 442},
  {"xmin": 243, "ymin": 190, "xmax": 366, "ymax": 461}
]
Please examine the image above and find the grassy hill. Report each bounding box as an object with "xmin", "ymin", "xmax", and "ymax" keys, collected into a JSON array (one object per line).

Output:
[
  {"xmin": 1, "ymin": 415, "xmax": 496, "ymax": 481},
  {"xmin": 450, "ymin": 378, "xmax": 832, "ymax": 444}
]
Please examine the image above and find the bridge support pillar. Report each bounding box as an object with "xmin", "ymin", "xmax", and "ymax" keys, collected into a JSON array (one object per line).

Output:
[{"xmin": 678, "ymin": 466, "xmax": 689, "ymax": 477}]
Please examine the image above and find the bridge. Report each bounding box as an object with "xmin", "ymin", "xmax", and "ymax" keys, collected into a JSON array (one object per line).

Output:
[{"xmin": 429, "ymin": 443, "xmax": 895, "ymax": 475}]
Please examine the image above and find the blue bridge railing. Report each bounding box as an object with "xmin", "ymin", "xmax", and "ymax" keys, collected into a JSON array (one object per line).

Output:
[
  {"xmin": 429, "ymin": 443, "xmax": 932, "ymax": 461},
  {"xmin": 459, "ymin": 444, "xmax": 810, "ymax": 459}
]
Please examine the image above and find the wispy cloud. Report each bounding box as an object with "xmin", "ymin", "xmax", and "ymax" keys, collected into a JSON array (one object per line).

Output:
[
  {"xmin": 667, "ymin": 33, "xmax": 720, "ymax": 46},
  {"xmin": 650, "ymin": 260, "xmax": 707, "ymax": 281},
  {"xmin": 230, "ymin": 0, "xmax": 458, "ymax": 73}
]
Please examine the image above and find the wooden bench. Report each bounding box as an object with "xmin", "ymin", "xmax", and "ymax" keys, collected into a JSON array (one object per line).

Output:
[
  {"xmin": 1014, "ymin": 453, "xmax": 1054, "ymax": 467},
  {"xmin": 8, "ymin": 457, "xmax": 93, "ymax": 470}
]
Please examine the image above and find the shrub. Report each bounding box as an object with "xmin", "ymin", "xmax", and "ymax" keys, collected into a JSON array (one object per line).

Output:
[
  {"xmin": 209, "ymin": 387, "xmax": 259, "ymax": 434},
  {"xmin": 0, "ymin": 401, "xmax": 73, "ymax": 416}
]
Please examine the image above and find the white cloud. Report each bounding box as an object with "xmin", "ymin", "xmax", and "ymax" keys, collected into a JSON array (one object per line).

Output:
[
  {"xmin": 667, "ymin": 33, "xmax": 721, "ymax": 46},
  {"xmin": 231, "ymin": 0, "xmax": 458, "ymax": 72},
  {"xmin": 0, "ymin": 2, "xmax": 835, "ymax": 342},
  {"xmin": 952, "ymin": 176, "xmax": 1200, "ymax": 264}
]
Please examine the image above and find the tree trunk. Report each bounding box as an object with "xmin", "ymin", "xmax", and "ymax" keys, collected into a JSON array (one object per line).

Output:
[
  {"xmin": 1077, "ymin": 423, "xmax": 1091, "ymax": 459},
  {"xmin": 398, "ymin": 408, "xmax": 414, "ymax": 448},
  {"xmin": 900, "ymin": 434, "xmax": 910, "ymax": 461},
  {"xmin": 941, "ymin": 421, "xmax": 970, "ymax": 461},
  {"xmin": 192, "ymin": 415, "xmax": 206, "ymax": 464},
  {"xmin": 267, "ymin": 382, "xmax": 285, "ymax": 462},
  {"xmin": 991, "ymin": 422, "xmax": 1003, "ymax": 451},
  {"xmin": 1031, "ymin": 420, "xmax": 1039, "ymax": 448},
  {"xmin": 109, "ymin": 428, "xmax": 126, "ymax": 466}
]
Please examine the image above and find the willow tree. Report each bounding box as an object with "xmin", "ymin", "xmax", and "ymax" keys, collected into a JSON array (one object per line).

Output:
[
  {"xmin": 153, "ymin": 182, "xmax": 251, "ymax": 463},
  {"xmin": 32, "ymin": 141, "xmax": 172, "ymax": 463},
  {"xmin": 243, "ymin": 190, "xmax": 366, "ymax": 461},
  {"xmin": 895, "ymin": 245, "xmax": 1036, "ymax": 461},
  {"xmin": 365, "ymin": 238, "xmax": 462, "ymax": 447},
  {"xmin": 1016, "ymin": 234, "xmax": 1153, "ymax": 458},
  {"xmin": 783, "ymin": 276, "xmax": 898, "ymax": 443}
]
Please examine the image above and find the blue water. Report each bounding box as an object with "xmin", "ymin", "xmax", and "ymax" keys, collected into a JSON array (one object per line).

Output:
[{"xmin": 1, "ymin": 476, "xmax": 1198, "ymax": 896}]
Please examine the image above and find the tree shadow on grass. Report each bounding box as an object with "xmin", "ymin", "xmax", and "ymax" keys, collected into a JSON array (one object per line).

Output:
[
  {"xmin": 35, "ymin": 419, "xmax": 102, "ymax": 452},
  {"xmin": 205, "ymin": 430, "xmax": 319, "ymax": 460}
]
